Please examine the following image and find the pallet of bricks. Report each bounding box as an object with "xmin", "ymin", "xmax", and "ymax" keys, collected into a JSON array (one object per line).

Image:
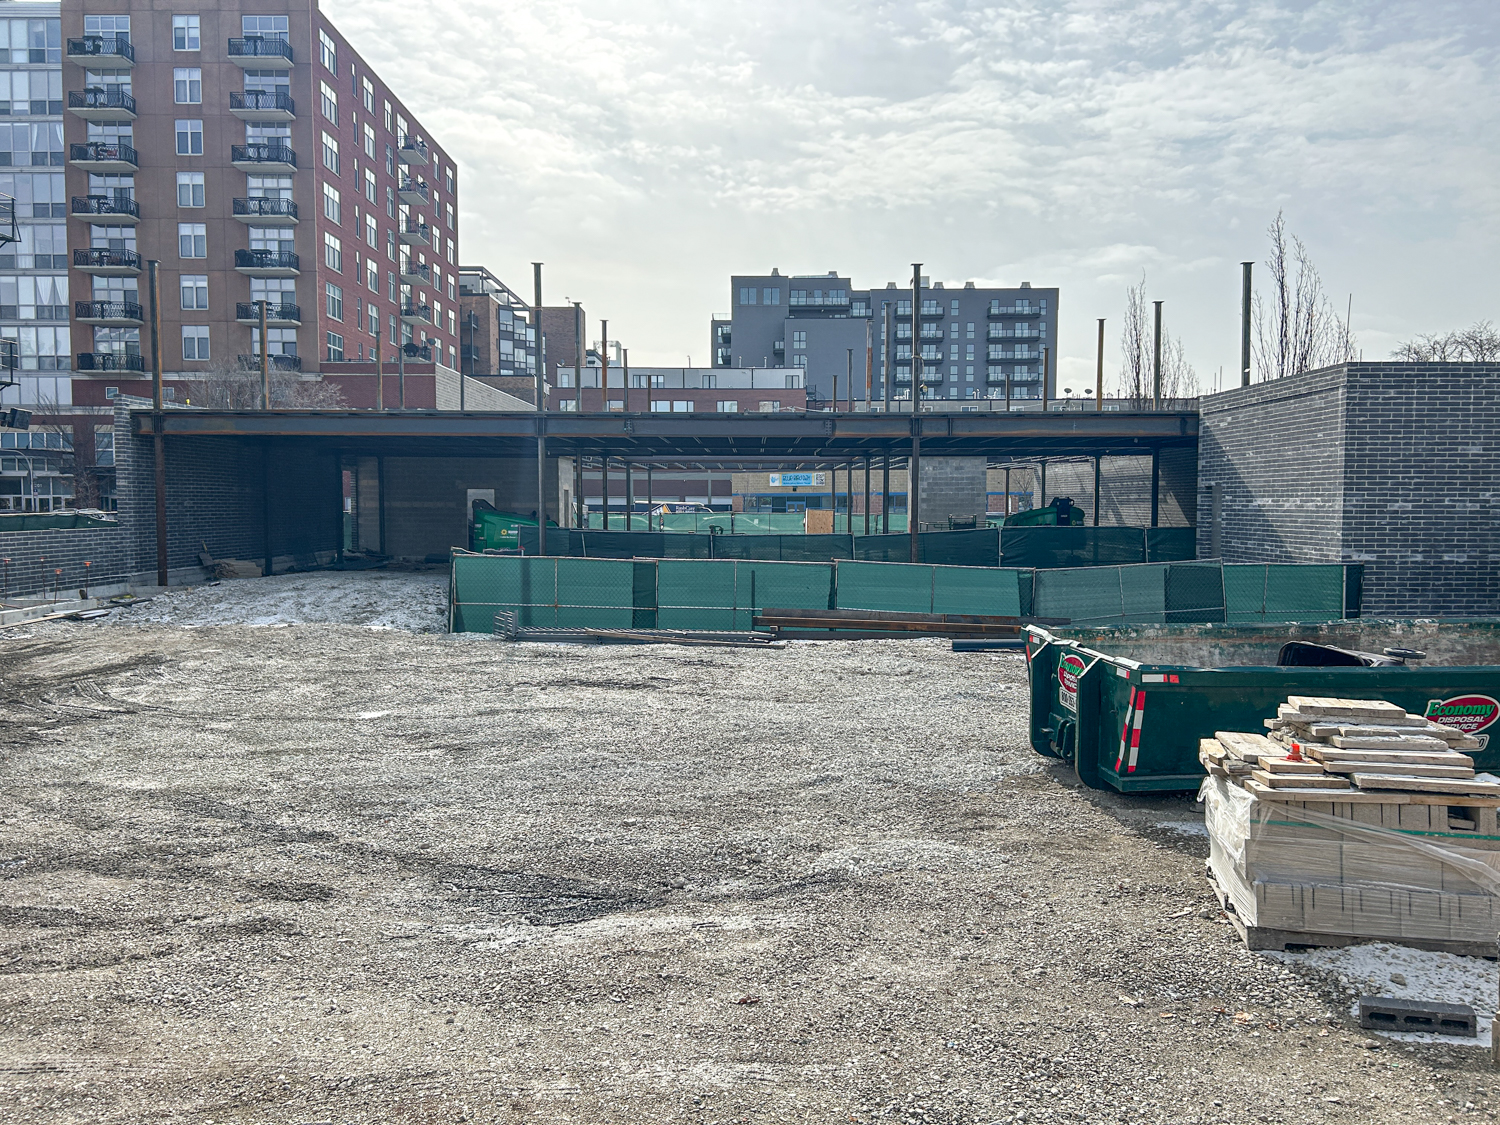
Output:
[{"xmin": 1199, "ymin": 695, "xmax": 1500, "ymax": 955}]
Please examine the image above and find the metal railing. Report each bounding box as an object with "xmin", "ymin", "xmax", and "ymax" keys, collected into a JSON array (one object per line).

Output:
[
  {"xmin": 68, "ymin": 87, "xmax": 136, "ymax": 115},
  {"xmin": 400, "ymin": 304, "xmax": 433, "ymax": 324},
  {"xmin": 228, "ymin": 37, "xmax": 294, "ymax": 63},
  {"xmin": 397, "ymin": 137, "xmax": 429, "ymax": 162},
  {"xmin": 232, "ymin": 143, "xmax": 297, "ymax": 167},
  {"xmin": 236, "ymin": 301, "xmax": 300, "ymax": 322},
  {"xmin": 399, "ymin": 260, "xmax": 430, "ymax": 283},
  {"xmin": 398, "ymin": 177, "xmax": 429, "ymax": 204},
  {"xmin": 75, "ymin": 300, "xmax": 143, "ymax": 322},
  {"xmin": 987, "ymin": 304, "xmax": 1046, "ymax": 317},
  {"xmin": 76, "ymin": 352, "xmax": 144, "ymax": 372},
  {"xmin": 400, "ymin": 222, "xmax": 431, "ymax": 243},
  {"xmin": 67, "ymin": 36, "xmax": 134, "ymax": 63},
  {"xmin": 233, "ymin": 197, "xmax": 298, "ymax": 220},
  {"xmin": 234, "ymin": 248, "xmax": 300, "ymax": 271},
  {"xmin": 238, "ymin": 353, "xmax": 301, "ymax": 371},
  {"xmin": 69, "ymin": 141, "xmax": 138, "ymax": 166},
  {"xmin": 229, "ymin": 90, "xmax": 295, "ymax": 115},
  {"xmin": 74, "ymin": 248, "xmax": 142, "ymax": 271},
  {"xmin": 71, "ymin": 194, "xmax": 139, "ymax": 220}
]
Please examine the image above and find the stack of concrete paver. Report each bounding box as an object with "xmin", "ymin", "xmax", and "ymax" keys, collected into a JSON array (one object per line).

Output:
[{"xmin": 1199, "ymin": 696, "xmax": 1500, "ymax": 954}]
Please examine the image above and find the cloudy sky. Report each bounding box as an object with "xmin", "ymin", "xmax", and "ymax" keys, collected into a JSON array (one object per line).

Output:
[{"xmin": 328, "ymin": 0, "xmax": 1498, "ymax": 392}]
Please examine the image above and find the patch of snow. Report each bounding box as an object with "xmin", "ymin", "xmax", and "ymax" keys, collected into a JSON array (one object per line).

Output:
[
  {"xmin": 104, "ymin": 571, "xmax": 449, "ymax": 633},
  {"xmin": 1154, "ymin": 819, "xmax": 1208, "ymax": 837},
  {"xmin": 1267, "ymin": 941, "xmax": 1494, "ymax": 1046}
]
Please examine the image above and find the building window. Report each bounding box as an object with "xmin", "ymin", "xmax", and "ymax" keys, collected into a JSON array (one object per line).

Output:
[
  {"xmin": 322, "ymin": 182, "xmax": 340, "ymax": 223},
  {"xmin": 364, "ymin": 214, "xmax": 377, "ymax": 249},
  {"xmin": 792, "ymin": 331, "xmax": 806, "ymax": 350},
  {"xmin": 324, "ymin": 232, "xmax": 341, "ymax": 271},
  {"xmin": 445, "ymin": 203, "xmax": 454, "ymax": 230},
  {"xmin": 326, "ymin": 282, "xmax": 343, "ymax": 320},
  {"xmin": 966, "ymin": 322, "xmax": 975, "ymax": 338},
  {"xmin": 385, "ymin": 184, "xmax": 395, "ymax": 217},
  {"xmin": 173, "ymin": 14, "xmax": 200, "ymax": 50},
  {"xmin": 388, "ymin": 313, "xmax": 397, "ymax": 344},
  {"xmin": 763, "ymin": 287, "xmax": 780, "ymax": 305},
  {"xmin": 739, "ymin": 287, "xmax": 756, "ymax": 305},
  {"xmin": 445, "ymin": 166, "xmax": 454, "ymax": 194},
  {"xmin": 319, "ymin": 29, "xmax": 337, "ymax": 72},
  {"xmin": 320, "ymin": 80, "xmax": 337, "ymax": 123},
  {"xmin": 367, "ymin": 303, "xmax": 378, "ymax": 335},
  {"xmin": 181, "ymin": 325, "xmax": 209, "ymax": 360},
  {"xmin": 363, "ymin": 123, "xmax": 376, "ymax": 159},
  {"xmin": 446, "ymin": 239, "xmax": 454, "ymax": 264},
  {"xmin": 717, "ymin": 401, "xmax": 738, "ymax": 412},
  {"xmin": 366, "ymin": 258, "xmax": 378, "ymax": 292},
  {"xmin": 173, "ymin": 68, "xmax": 201, "ymax": 103},
  {"xmin": 321, "ymin": 131, "xmax": 339, "ymax": 174},
  {"xmin": 362, "ymin": 76, "xmax": 375, "ymax": 113},
  {"xmin": 364, "ymin": 168, "xmax": 377, "ymax": 203},
  {"xmin": 383, "ymin": 100, "xmax": 392, "ymax": 132},
  {"xmin": 174, "ymin": 119, "xmax": 203, "ymax": 156},
  {"xmin": 179, "ymin": 274, "xmax": 207, "ymax": 310},
  {"xmin": 386, "ymin": 230, "xmax": 396, "ymax": 261},
  {"xmin": 650, "ymin": 401, "xmax": 670, "ymax": 413},
  {"xmin": 387, "ymin": 271, "xmax": 396, "ymax": 302},
  {"xmin": 243, "ymin": 15, "xmax": 288, "ymax": 40},
  {"xmin": 792, "ymin": 355, "xmax": 807, "ymax": 368},
  {"xmin": 327, "ymin": 331, "xmax": 344, "ymax": 361},
  {"xmin": 175, "ymin": 171, "xmax": 204, "ymax": 207},
  {"xmin": 671, "ymin": 401, "xmax": 694, "ymax": 412},
  {"xmin": 177, "ymin": 222, "xmax": 206, "ymax": 257}
]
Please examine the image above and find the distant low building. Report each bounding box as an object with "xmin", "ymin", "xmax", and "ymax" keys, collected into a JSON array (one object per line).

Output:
[{"xmin": 552, "ymin": 365, "xmax": 806, "ymax": 414}]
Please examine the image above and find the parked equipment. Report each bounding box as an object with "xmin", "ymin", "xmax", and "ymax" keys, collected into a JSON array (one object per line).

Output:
[
  {"xmin": 1004, "ymin": 497, "xmax": 1086, "ymax": 527},
  {"xmin": 469, "ymin": 500, "xmax": 558, "ymax": 553},
  {"xmin": 1025, "ymin": 625, "xmax": 1500, "ymax": 792}
]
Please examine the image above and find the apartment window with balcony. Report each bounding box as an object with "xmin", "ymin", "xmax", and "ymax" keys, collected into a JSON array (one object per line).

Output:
[
  {"xmin": 246, "ymin": 174, "xmax": 292, "ymax": 200},
  {"xmin": 322, "ymin": 182, "xmax": 340, "ymax": 223},
  {"xmin": 179, "ymin": 274, "xmax": 207, "ymax": 310},
  {"xmin": 323, "ymin": 232, "xmax": 342, "ymax": 271},
  {"xmin": 321, "ymin": 131, "xmax": 339, "ymax": 174},
  {"xmin": 177, "ymin": 222, "xmax": 205, "ymax": 258},
  {"xmin": 326, "ymin": 331, "xmax": 344, "ymax": 361},
  {"xmin": 320, "ymin": 81, "xmax": 337, "ymax": 123},
  {"xmin": 175, "ymin": 171, "xmax": 204, "ymax": 207},
  {"xmin": 84, "ymin": 15, "xmax": 129, "ymax": 37},
  {"xmin": 172, "ymin": 14, "xmax": 200, "ymax": 50},
  {"xmin": 174, "ymin": 119, "xmax": 202, "ymax": 155},
  {"xmin": 173, "ymin": 68, "xmax": 201, "ymax": 103},
  {"xmin": 181, "ymin": 325, "xmax": 209, "ymax": 360},
  {"xmin": 896, "ymin": 300, "xmax": 911, "ymax": 315},
  {"xmin": 326, "ymin": 282, "xmax": 342, "ymax": 321},
  {"xmin": 243, "ymin": 16, "xmax": 289, "ymax": 41},
  {"xmin": 396, "ymin": 114, "xmax": 408, "ymax": 140},
  {"xmin": 362, "ymin": 77, "xmax": 375, "ymax": 113},
  {"xmin": 319, "ymin": 29, "xmax": 337, "ymax": 72}
]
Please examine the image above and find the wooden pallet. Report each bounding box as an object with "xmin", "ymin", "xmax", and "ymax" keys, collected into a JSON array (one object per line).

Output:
[{"xmin": 1204, "ymin": 861, "xmax": 1498, "ymax": 957}]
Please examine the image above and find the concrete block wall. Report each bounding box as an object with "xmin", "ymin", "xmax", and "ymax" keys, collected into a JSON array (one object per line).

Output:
[
  {"xmin": 1196, "ymin": 363, "xmax": 1500, "ymax": 616},
  {"xmin": 379, "ymin": 456, "xmax": 559, "ymax": 559},
  {"xmin": 918, "ymin": 457, "xmax": 987, "ymax": 527},
  {"xmin": 0, "ymin": 526, "xmax": 130, "ymax": 598}
]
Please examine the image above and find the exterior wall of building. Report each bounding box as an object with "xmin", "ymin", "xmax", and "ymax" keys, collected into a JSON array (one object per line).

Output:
[
  {"xmin": 0, "ymin": 521, "xmax": 128, "ymax": 595},
  {"xmin": 554, "ymin": 366, "xmax": 806, "ymax": 414},
  {"xmin": 457, "ymin": 266, "xmax": 536, "ymax": 391},
  {"xmin": 1196, "ymin": 362, "xmax": 1500, "ymax": 616},
  {"xmin": 60, "ymin": 0, "xmax": 458, "ymax": 392},
  {"xmin": 917, "ymin": 456, "xmax": 988, "ymax": 526},
  {"xmin": 379, "ymin": 454, "xmax": 557, "ymax": 557},
  {"xmin": 721, "ymin": 270, "xmax": 1060, "ymax": 404}
]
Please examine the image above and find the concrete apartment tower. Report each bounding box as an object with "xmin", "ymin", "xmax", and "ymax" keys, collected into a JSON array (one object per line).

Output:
[{"xmin": 61, "ymin": 0, "xmax": 461, "ymax": 415}]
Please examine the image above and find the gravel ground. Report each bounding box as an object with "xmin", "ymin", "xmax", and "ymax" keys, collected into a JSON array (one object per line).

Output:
[{"xmin": 0, "ymin": 574, "xmax": 1494, "ymax": 1124}]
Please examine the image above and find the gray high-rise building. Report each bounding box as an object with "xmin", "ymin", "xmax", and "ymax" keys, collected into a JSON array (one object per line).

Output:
[{"xmin": 713, "ymin": 269, "xmax": 1059, "ymax": 404}]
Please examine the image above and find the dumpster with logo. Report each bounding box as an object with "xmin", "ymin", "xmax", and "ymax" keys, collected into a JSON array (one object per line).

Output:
[{"xmin": 1026, "ymin": 625, "xmax": 1500, "ymax": 793}]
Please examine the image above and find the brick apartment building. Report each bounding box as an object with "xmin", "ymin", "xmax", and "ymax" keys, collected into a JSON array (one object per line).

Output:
[
  {"xmin": 457, "ymin": 264, "xmax": 537, "ymax": 402},
  {"xmin": 61, "ymin": 0, "xmax": 461, "ymax": 419}
]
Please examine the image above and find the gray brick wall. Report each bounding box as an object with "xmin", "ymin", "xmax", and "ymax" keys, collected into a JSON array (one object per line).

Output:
[
  {"xmin": 0, "ymin": 526, "xmax": 129, "ymax": 598},
  {"xmin": 918, "ymin": 457, "xmax": 987, "ymax": 526},
  {"xmin": 1196, "ymin": 363, "xmax": 1500, "ymax": 616}
]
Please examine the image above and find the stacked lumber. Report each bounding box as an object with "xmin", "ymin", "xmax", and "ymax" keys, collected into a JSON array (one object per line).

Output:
[{"xmin": 1200, "ymin": 695, "xmax": 1500, "ymax": 955}]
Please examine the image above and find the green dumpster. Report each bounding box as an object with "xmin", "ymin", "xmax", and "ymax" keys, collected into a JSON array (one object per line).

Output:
[{"xmin": 1025, "ymin": 625, "xmax": 1500, "ymax": 793}]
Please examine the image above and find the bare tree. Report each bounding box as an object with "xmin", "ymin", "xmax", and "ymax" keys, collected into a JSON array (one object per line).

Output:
[
  {"xmin": 1253, "ymin": 211, "xmax": 1355, "ymax": 379},
  {"xmin": 183, "ymin": 357, "xmax": 345, "ymax": 409},
  {"xmin": 1392, "ymin": 320, "xmax": 1500, "ymax": 362},
  {"xmin": 1119, "ymin": 273, "xmax": 1199, "ymax": 402}
]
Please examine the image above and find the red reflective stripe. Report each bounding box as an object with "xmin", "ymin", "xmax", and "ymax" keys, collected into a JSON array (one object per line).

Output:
[
  {"xmin": 1126, "ymin": 693, "xmax": 1146, "ymax": 773},
  {"xmin": 1115, "ymin": 687, "xmax": 1138, "ymax": 771}
]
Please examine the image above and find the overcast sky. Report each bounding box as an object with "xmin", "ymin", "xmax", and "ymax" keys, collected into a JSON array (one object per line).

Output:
[{"xmin": 329, "ymin": 0, "xmax": 1498, "ymax": 392}]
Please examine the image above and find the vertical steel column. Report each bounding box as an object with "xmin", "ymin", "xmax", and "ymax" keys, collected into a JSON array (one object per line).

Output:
[
  {"xmin": 881, "ymin": 451, "xmax": 890, "ymax": 533},
  {"xmin": 1093, "ymin": 455, "xmax": 1102, "ymax": 526},
  {"xmin": 533, "ymin": 262, "xmax": 546, "ymax": 555},
  {"xmin": 600, "ymin": 319, "xmax": 609, "ymax": 412},
  {"xmin": 262, "ymin": 440, "xmax": 273, "ymax": 577},
  {"xmin": 1152, "ymin": 300, "xmax": 1163, "ymax": 410},
  {"xmin": 1004, "ymin": 467, "xmax": 1011, "ymax": 518},
  {"xmin": 398, "ymin": 338, "xmax": 406, "ymax": 409},
  {"xmin": 1240, "ymin": 262, "xmax": 1253, "ymax": 386},
  {"xmin": 148, "ymin": 260, "xmax": 167, "ymax": 587},
  {"xmin": 1040, "ymin": 461, "xmax": 1047, "ymax": 508},
  {"xmin": 624, "ymin": 461, "xmax": 633, "ymax": 531},
  {"xmin": 1150, "ymin": 448, "xmax": 1161, "ymax": 528},
  {"xmin": 1042, "ymin": 345, "xmax": 1050, "ymax": 411},
  {"xmin": 910, "ymin": 264, "xmax": 922, "ymax": 412},
  {"xmin": 623, "ymin": 348, "xmax": 630, "ymax": 415},
  {"xmin": 574, "ymin": 455, "xmax": 584, "ymax": 529},
  {"xmin": 882, "ymin": 301, "xmax": 893, "ymax": 412},
  {"xmin": 908, "ymin": 426, "xmax": 921, "ymax": 561},
  {"xmin": 864, "ymin": 317, "xmax": 873, "ymax": 409},
  {"xmin": 646, "ymin": 465, "xmax": 653, "ymax": 530},
  {"xmin": 259, "ymin": 299, "xmax": 270, "ymax": 409},
  {"xmin": 1095, "ymin": 318, "xmax": 1104, "ymax": 411},
  {"xmin": 845, "ymin": 348, "xmax": 853, "ymax": 413},
  {"xmin": 863, "ymin": 454, "xmax": 871, "ymax": 537}
]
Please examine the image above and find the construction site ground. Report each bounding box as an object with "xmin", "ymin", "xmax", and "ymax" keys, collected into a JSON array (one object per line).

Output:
[{"xmin": 0, "ymin": 572, "xmax": 1492, "ymax": 1125}]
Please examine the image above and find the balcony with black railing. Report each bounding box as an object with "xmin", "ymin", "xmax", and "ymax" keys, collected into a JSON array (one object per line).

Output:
[
  {"xmin": 402, "ymin": 343, "xmax": 433, "ymax": 361},
  {"xmin": 238, "ymin": 352, "xmax": 302, "ymax": 371},
  {"xmin": 76, "ymin": 351, "xmax": 145, "ymax": 372},
  {"xmin": 229, "ymin": 89, "xmax": 295, "ymax": 120},
  {"xmin": 234, "ymin": 248, "xmax": 300, "ymax": 275},
  {"xmin": 397, "ymin": 177, "xmax": 430, "ymax": 206},
  {"xmin": 398, "ymin": 222, "xmax": 431, "ymax": 247},
  {"xmin": 231, "ymin": 143, "xmax": 296, "ymax": 171},
  {"xmin": 75, "ymin": 300, "xmax": 143, "ymax": 325},
  {"xmin": 227, "ymin": 37, "xmax": 294, "ymax": 65},
  {"xmin": 68, "ymin": 87, "xmax": 137, "ymax": 121},
  {"xmin": 69, "ymin": 141, "xmax": 138, "ymax": 170},
  {"xmin": 236, "ymin": 301, "xmax": 301, "ymax": 325},
  {"xmin": 74, "ymin": 247, "xmax": 142, "ymax": 275},
  {"xmin": 67, "ymin": 36, "xmax": 135, "ymax": 66},
  {"xmin": 232, "ymin": 197, "xmax": 298, "ymax": 225},
  {"xmin": 71, "ymin": 194, "xmax": 140, "ymax": 223},
  {"xmin": 397, "ymin": 136, "xmax": 429, "ymax": 165},
  {"xmin": 398, "ymin": 259, "xmax": 430, "ymax": 285},
  {"xmin": 400, "ymin": 303, "xmax": 433, "ymax": 325}
]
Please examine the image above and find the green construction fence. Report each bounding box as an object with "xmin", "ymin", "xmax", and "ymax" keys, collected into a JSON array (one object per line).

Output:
[{"xmin": 450, "ymin": 554, "xmax": 1359, "ymax": 634}]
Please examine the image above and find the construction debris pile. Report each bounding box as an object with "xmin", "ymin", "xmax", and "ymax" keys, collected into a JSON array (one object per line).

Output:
[{"xmin": 1200, "ymin": 696, "xmax": 1500, "ymax": 955}]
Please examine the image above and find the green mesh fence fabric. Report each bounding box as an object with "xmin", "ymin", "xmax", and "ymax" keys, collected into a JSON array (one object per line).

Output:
[
  {"xmin": 1224, "ymin": 564, "xmax": 1346, "ymax": 623},
  {"xmin": 1032, "ymin": 562, "xmax": 1226, "ymax": 625},
  {"xmin": 1145, "ymin": 527, "xmax": 1198, "ymax": 563},
  {"xmin": 1001, "ymin": 527, "xmax": 1147, "ymax": 569},
  {"xmin": 656, "ymin": 559, "xmax": 833, "ymax": 630},
  {"xmin": 852, "ymin": 529, "xmax": 998, "ymax": 566},
  {"xmin": 829, "ymin": 561, "xmax": 1026, "ymax": 617},
  {"xmin": 450, "ymin": 555, "xmax": 643, "ymax": 633}
]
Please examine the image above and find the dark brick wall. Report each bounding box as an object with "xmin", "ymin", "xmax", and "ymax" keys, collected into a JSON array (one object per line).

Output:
[
  {"xmin": 1197, "ymin": 363, "xmax": 1500, "ymax": 616},
  {"xmin": 0, "ymin": 526, "xmax": 130, "ymax": 598}
]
